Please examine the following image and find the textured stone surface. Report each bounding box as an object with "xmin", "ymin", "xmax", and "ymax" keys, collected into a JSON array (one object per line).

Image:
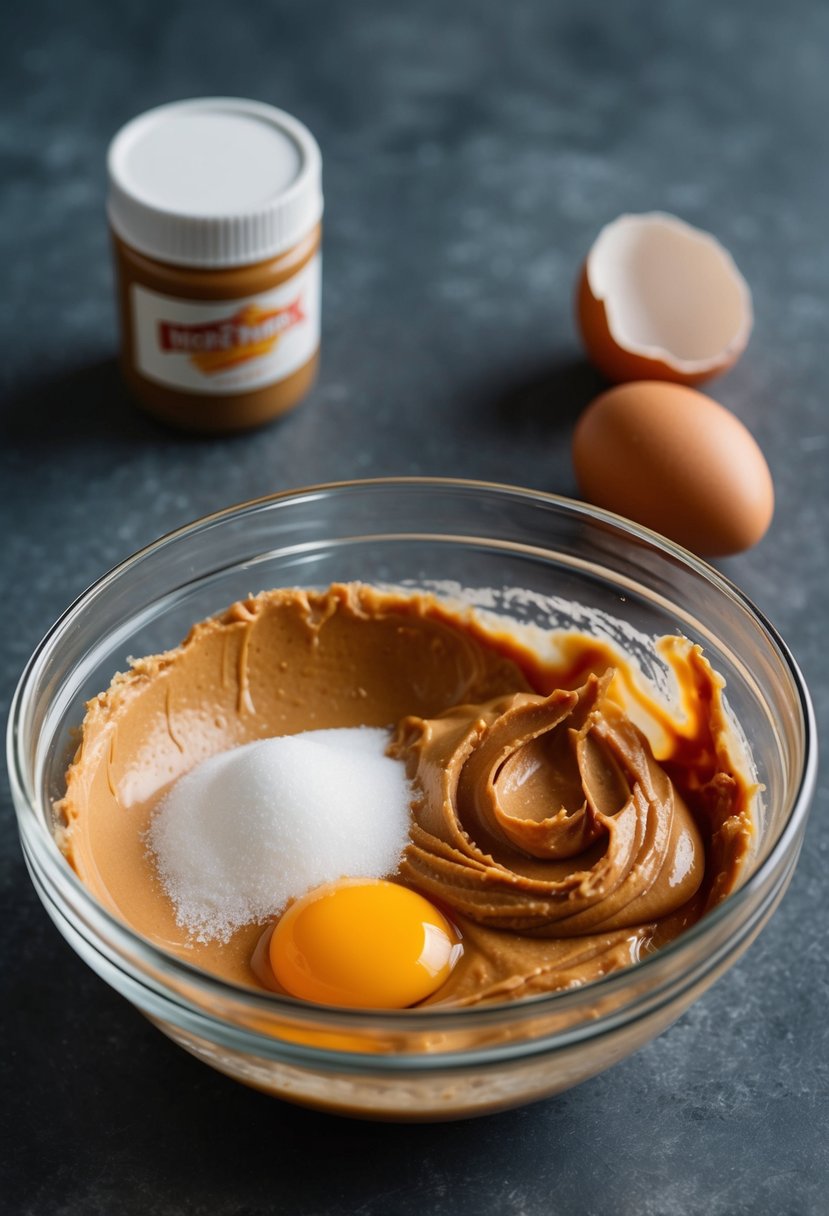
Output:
[{"xmin": 1, "ymin": 0, "xmax": 827, "ymax": 1212}]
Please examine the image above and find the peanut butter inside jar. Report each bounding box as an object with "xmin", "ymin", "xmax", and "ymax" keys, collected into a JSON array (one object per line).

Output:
[{"xmin": 107, "ymin": 98, "xmax": 323, "ymax": 433}]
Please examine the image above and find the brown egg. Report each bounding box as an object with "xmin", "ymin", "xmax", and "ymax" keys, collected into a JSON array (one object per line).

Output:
[
  {"xmin": 577, "ymin": 213, "xmax": 753, "ymax": 386},
  {"xmin": 572, "ymin": 382, "xmax": 774, "ymax": 557}
]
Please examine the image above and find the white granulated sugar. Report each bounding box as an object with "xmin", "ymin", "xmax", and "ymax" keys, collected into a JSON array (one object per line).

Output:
[{"xmin": 146, "ymin": 727, "xmax": 413, "ymax": 943}]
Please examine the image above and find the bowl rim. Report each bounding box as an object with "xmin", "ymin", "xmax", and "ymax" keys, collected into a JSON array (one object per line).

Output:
[{"xmin": 7, "ymin": 476, "xmax": 819, "ymax": 1050}]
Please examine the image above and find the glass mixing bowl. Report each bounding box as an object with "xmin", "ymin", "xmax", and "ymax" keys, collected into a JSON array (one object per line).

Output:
[{"xmin": 8, "ymin": 478, "xmax": 816, "ymax": 1120}]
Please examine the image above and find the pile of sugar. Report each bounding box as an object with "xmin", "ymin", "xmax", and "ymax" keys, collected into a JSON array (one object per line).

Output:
[{"xmin": 146, "ymin": 727, "xmax": 414, "ymax": 943}]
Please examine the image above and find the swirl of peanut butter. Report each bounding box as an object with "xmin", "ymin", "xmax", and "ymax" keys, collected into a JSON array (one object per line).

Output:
[{"xmin": 393, "ymin": 671, "xmax": 705, "ymax": 937}]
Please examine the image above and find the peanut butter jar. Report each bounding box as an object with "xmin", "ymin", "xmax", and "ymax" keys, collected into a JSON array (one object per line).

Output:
[{"xmin": 107, "ymin": 98, "xmax": 323, "ymax": 433}]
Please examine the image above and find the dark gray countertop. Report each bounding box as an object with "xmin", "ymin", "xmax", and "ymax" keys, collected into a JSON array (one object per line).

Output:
[{"xmin": 2, "ymin": 1, "xmax": 827, "ymax": 1212}]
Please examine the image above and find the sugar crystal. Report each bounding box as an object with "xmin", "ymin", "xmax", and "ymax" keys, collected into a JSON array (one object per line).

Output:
[{"xmin": 146, "ymin": 727, "xmax": 413, "ymax": 942}]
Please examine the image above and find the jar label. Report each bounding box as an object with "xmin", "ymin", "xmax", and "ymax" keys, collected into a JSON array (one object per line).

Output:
[{"xmin": 130, "ymin": 254, "xmax": 321, "ymax": 395}]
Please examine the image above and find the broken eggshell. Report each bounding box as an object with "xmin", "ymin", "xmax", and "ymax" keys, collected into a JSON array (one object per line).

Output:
[{"xmin": 576, "ymin": 212, "xmax": 753, "ymax": 386}]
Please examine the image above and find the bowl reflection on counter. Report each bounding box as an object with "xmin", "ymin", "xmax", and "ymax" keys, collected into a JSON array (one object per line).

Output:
[{"xmin": 8, "ymin": 478, "xmax": 816, "ymax": 1120}]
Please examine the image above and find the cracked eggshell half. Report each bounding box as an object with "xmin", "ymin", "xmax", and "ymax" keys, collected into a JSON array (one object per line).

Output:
[{"xmin": 577, "ymin": 212, "xmax": 753, "ymax": 386}]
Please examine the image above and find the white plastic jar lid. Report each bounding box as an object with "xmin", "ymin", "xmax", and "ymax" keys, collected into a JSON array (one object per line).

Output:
[{"xmin": 107, "ymin": 98, "xmax": 323, "ymax": 269}]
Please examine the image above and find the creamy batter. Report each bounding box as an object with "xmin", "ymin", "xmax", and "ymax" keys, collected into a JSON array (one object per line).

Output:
[{"xmin": 56, "ymin": 583, "xmax": 754, "ymax": 1006}]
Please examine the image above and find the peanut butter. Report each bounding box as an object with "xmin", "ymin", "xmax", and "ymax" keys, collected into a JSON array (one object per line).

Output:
[
  {"xmin": 107, "ymin": 99, "xmax": 323, "ymax": 433},
  {"xmin": 56, "ymin": 584, "xmax": 754, "ymax": 1005}
]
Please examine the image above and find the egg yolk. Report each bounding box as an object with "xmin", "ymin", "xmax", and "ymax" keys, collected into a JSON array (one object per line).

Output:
[{"xmin": 268, "ymin": 879, "xmax": 461, "ymax": 1009}]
